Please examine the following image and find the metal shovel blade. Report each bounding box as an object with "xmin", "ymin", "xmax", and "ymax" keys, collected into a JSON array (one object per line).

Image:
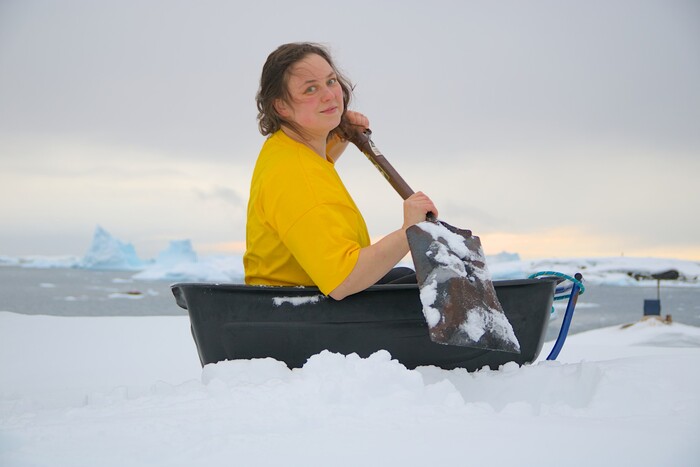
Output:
[{"xmin": 407, "ymin": 220, "xmax": 521, "ymax": 353}]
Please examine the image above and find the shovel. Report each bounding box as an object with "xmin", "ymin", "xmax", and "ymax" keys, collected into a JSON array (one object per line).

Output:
[{"xmin": 348, "ymin": 129, "xmax": 520, "ymax": 353}]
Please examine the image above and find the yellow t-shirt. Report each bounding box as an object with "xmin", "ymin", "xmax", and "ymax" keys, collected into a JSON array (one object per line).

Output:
[{"xmin": 243, "ymin": 130, "xmax": 371, "ymax": 295}]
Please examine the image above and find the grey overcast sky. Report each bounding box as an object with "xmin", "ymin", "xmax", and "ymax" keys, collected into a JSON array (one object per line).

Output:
[{"xmin": 1, "ymin": 0, "xmax": 699, "ymax": 260}]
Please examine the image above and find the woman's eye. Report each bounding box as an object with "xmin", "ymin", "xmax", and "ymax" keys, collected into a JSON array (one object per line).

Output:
[
  {"xmin": 327, "ymin": 78, "xmax": 337, "ymax": 86},
  {"xmin": 305, "ymin": 85, "xmax": 317, "ymax": 94}
]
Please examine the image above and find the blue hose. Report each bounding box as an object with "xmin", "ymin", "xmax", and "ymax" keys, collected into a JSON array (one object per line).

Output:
[{"xmin": 528, "ymin": 271, "xmax": 584, "ymax": 360}]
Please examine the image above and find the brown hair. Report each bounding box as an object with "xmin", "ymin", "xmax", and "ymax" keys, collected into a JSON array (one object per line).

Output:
[{"xmin": 256, "ymin": 42, "xmax": 354, "ymax": 140}]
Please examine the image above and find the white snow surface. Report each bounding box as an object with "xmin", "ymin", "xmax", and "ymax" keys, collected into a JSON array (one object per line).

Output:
[
  {"xmin": 460, "ymin": 306, "xmax": 520, "ymax": 347},
  {"xmin": 1, "ymin": 311, "xmax": 699, "ymax": 467},
  {"xmin": 418, "ymin": 279, "xmax": 441, "ymax": 327},
  {"xmin": 272, "ymin": 295, "xmax": 324, "ymax": 307}
]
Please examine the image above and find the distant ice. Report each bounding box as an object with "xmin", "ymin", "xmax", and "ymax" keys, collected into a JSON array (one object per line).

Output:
[
  {"xmin": 1, "ymin": 226, "xmax": 698, "ymax": 287},
  {"xmin": 488, "ymin": 251, "xmax": 700, "ymax": 287},
  {"xmin": 77, "ymin": 225, "xmax": 150, "ymax": 270},
  {"xmin": 154, "ymin": 239, "xmax": 198, "ymax": 266},
  {"xmin": 132, "ymin": 255, "xmax": 244, "ymax": 283}
]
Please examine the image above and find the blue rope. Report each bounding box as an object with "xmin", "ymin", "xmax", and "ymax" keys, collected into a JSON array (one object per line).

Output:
[
  {"xmin": 529, "ymin": 271, "xmax": 585, "ymax": 299},
  {"xmin": 528, "ymin": 271, "xmax": 584, "ymax": 361}
]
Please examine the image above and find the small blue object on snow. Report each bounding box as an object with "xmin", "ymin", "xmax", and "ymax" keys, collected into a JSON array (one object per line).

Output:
[
  {"xmin": 643, "ymin": 269, "xmax": 679, "ymax": 316},
  {"xmin": 529, "ymin": 271, "xmax": 584, "ymax": 361},
  {"xmin": 643, "ymin": 299, "xmax": 661, "ymax": 316}
]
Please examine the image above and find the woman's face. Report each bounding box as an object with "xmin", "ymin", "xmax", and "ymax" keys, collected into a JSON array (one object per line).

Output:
[{"xmin": 275, "ymin": 53, "xmax": 344, "ymax": 138}]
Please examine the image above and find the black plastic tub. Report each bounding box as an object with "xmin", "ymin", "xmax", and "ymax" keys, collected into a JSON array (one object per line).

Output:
[{"xmin": 171, "ymin": 278, "xmax": 557, "ymax": 372}]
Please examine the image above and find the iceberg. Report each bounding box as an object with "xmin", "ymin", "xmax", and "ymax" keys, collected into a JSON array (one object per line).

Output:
[
  {"xmin": 70, "ymin": 226, "xmax": 244, "ymax": 282},
  {"xmin": 77, "ymin": 226, "xmax": 149, "ymax": 271},
  {"xmin": 488, "ymin": 251, "xmax": 527, "ymax": 280},
  {"xmin": 133, "ymin": 254, "xmax": 244, "ymax": 283},
  {"xmin": 155, "ymin": 239, "xmax": 198, "ymax": 266}
]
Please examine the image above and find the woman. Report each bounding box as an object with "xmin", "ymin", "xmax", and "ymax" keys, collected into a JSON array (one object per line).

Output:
[{"xmin": 244, "ymin": 42, "xmax": 438, "ymax": 300}]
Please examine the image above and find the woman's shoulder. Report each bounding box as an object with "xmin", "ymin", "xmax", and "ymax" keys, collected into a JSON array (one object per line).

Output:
[
  {"xmin": 259, "ymin": 131, "xmax": 331, "ymax": 174},
  {"xmin": 263, "ymin": 130, "xmax": 299, "ymax": 154},
  {"xmin": 256, "ymin": 133, "xmax": 302, "ymax": 178}
]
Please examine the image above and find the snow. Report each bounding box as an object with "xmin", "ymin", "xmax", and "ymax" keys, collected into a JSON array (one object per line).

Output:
[
  {"xmin": 417, "ymin": 220, "xmax": 487, "ymax": 280},
  {"xmin": 418, "ymin": 282, "xmax": 440, "ymax": 327},
  {"xmin": 1, "ymin": 311, "xmax": 698, "ymax": 466},
  {"xmin": 460, "ymin": 306, "xmax": 520, "ymax": 347},
  {"xmin": 273, "ymin": 295, "xmax": 324, "ymax": 307}
]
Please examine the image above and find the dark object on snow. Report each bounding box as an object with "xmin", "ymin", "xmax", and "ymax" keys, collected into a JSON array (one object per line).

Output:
[
  {"xmin": 171, "ymin": 278, "xmax": 556, "ymax": 372},
  {"xmin": 347, "ymin": 128, "xmax": 519, "ymax": 353},
  {"xmin": 644, "ymin": 299, "xmax": 661, "ymax": 316},
  {"xmin": 643, "ymin": 269, "xmax": 679, "ymax": 316},
  {"xmin": 651, "ymin": 269, "xmax": 679, "ymax": 281}
]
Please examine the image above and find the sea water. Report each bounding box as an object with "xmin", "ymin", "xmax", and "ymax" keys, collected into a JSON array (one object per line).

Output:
[{"xmin": 0, "ymin": 266, "xmax": 178, "ymax": 317}]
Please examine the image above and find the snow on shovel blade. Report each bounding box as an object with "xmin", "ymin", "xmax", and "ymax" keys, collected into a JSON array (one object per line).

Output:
[{"xmin": 406, "ymin": 220, "xmax": 521, "ymax": 353}]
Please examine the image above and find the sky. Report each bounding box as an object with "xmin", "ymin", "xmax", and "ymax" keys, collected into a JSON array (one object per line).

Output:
[{"xmin": 1, "ymin": 0, "xmax": 699, "ymax": 260}]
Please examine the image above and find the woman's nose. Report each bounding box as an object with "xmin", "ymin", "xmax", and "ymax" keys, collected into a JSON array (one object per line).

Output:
[{"xmin": 321, "ymin": 85, "xmax": 334, "ymax": 101}]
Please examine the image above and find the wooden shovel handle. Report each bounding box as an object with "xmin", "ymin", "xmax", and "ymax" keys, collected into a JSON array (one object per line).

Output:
[{"xmin": 347, "ymin": 128, "xmax": 415, "ymax": 200}]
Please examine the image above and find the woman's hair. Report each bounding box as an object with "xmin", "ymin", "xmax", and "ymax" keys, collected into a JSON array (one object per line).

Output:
[{"xmin": 256, "ymin": 42, "xmax": 354, "ymax": 140}]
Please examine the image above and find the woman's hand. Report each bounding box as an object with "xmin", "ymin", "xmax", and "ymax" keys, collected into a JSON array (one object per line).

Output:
[
  {"xmin": 402, "ymin": 191, "xmax": 438, "ymax": 230},
  {"xmin": 346, "ymin": 110, "xmax": 369, "ymax": 130},
  {"xmin": 327, "ymin": 110, "xmax": 370, "ymax": 162}
]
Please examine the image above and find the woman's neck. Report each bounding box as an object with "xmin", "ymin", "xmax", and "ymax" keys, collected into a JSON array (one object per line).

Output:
[{"xmin": 281, "ymin": 126, "xmax": 328, "ymax": 159}]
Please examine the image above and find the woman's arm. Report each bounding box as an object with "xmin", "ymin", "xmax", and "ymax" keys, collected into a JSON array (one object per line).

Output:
[
  {"xmin": 325, "ymin": 134, "xmax": 350, "ymax": 163},
  {"xmin": 329, "ymin": 192, "xmax": 438, "ymax": 300}
]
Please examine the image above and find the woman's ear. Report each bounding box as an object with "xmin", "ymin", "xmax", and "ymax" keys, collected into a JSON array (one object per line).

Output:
[{"xmin": 274, "ymin": 99, "xmax": 291, "ymax": 118}]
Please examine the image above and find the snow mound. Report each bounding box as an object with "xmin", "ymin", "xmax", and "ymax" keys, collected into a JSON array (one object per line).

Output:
[{"xmin": 201, "ymin": 350, "xmax": 460, "ymax": 407}]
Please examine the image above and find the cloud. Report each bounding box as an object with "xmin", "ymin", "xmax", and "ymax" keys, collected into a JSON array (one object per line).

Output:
[{"xmin": 193, "ymin": 186, "xmax": 244, "ymax": 207}]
